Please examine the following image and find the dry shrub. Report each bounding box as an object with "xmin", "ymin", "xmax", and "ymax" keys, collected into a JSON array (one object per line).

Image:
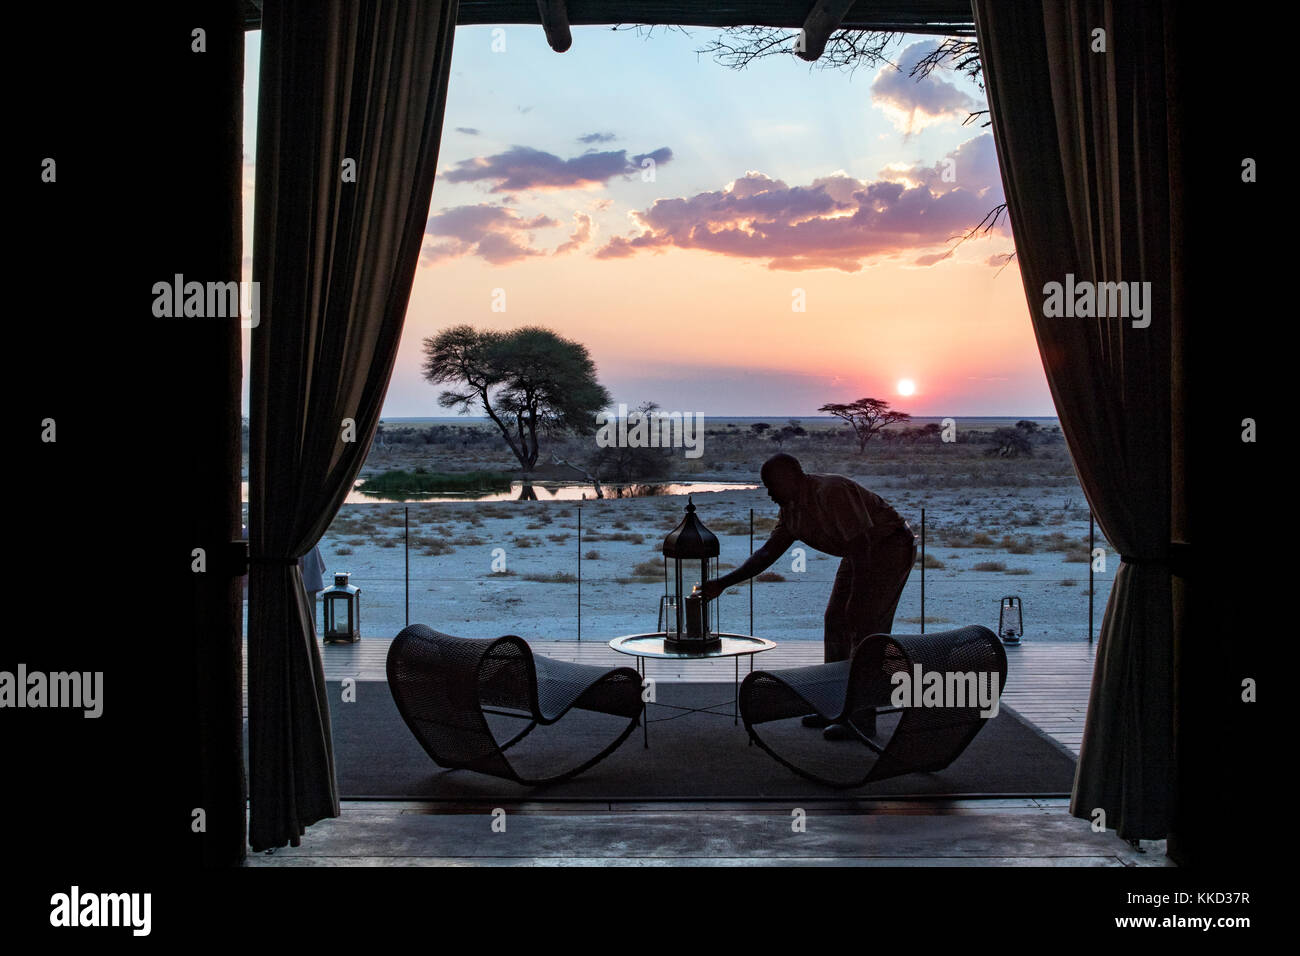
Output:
[{"xmin": 522, "ymin": 571, "xmax": 577, "ymax": 583}]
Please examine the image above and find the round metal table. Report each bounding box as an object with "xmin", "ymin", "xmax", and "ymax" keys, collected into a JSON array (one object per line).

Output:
[{"xmin": 608, "ymin": 633, "xmax": 777, "ymax": 747}]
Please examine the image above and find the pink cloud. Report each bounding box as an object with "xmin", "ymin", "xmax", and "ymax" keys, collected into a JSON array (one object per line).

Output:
[
  {"xmin": 422, "ymin": 203, "xmax": 558, "ymax": 265},
  {"xmin": 553, "ymin": 213, "xmax": 593, "ymax": 256},
  {"xmin": 422, "ymin": 203, "xmax": 596, "ymax": 265},
  {"xmin": 871, "ymin": 40, "xmax": 983, "ymax": 134},
  {"xmin": 441, "ymin": 145, "xmax": 673, "ymax": 192},
  {"xmin": 594, "ymin": 136, "xmax": 1007, "ymax": 272}
]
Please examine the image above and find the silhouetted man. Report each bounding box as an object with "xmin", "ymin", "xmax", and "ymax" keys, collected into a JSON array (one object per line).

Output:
[{"xmin": 701, "ymin": 453, "xmax": 916, "ymax": 739}]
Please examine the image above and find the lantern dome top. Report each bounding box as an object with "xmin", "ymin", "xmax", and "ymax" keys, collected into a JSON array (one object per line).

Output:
[{"xmin": 662, "ymin": 497, "xmax": 719, "ymax": 558}]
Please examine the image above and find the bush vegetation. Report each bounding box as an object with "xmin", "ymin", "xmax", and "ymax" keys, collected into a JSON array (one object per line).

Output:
[{"xmin": 355, "ymin": 468, "xmax": 513, "ymax": 499}]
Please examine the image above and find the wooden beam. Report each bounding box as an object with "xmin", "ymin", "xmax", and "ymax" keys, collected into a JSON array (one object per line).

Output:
[
  {"xmin": 244, "ymin": 4, "xmax": 980, "ymax": 36},
  {"xmin": 537, "ymin": 0, "xmax": 573, "ymax": 52},
  {"xmin": 796, "ymin": 0, "xmax": 856, "ymax": 61}
]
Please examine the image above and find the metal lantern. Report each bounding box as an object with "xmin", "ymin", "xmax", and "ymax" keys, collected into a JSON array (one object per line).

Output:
[
  {"xmin": 661, "ymin": 498, "xmax": 720, "ymax": 653},
  {"xmin": 322, "ymin": 572, "xmax": 361, "ymax": 644},
  {"xmin": 998, "ymin": 595, "xmax": 1023, "ymax": 645}
]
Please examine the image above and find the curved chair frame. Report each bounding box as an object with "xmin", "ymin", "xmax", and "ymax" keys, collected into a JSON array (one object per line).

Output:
[
  {"xmin": 740, "ymin": 625, "xmax": 1008, "ymax": 789},
  {"xmin": 387, "ymin": 624, "xmax": 644, "ymax": 786}
]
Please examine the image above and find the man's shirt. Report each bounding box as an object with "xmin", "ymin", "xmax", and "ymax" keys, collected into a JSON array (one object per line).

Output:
[
  {"xmin": 301, "ymin": 545, "xmax": 327, "ymax": 594},
  {"xmin": 773, "ymin": 473, "xmax": 906, "ymax": 557}
]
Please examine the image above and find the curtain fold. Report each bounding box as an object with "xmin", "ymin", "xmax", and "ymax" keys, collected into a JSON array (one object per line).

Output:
[
  {"xmin": 971, "ymin": 0, "xmax": 1182, "ymax": 839},
  {"xmin": 248, "ymin": 0, "xmax": 459, "ymax": 851}
]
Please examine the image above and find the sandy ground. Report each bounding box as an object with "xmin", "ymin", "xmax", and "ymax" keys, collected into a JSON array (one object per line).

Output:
[{"xmin": 244, "ymin": 477, "xmax": 1114, "ymax": 646}]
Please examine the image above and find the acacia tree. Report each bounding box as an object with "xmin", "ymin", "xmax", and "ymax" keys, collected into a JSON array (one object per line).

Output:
[
  {"xmin": 700, "ymin": 30, "xmax": 983, "ymax": 117},
  {"xmin": 422, "ymin": 325, "xmax": 611, "ymax": 476},
  {"xmin": 819, "ymin": 398, "xmax": 911, "ymax": 453}
]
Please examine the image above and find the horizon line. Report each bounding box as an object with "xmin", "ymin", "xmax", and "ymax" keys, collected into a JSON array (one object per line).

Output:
[{"xmin": 374, "ymin": 413, "xmax": 1062, "ymax": 421}]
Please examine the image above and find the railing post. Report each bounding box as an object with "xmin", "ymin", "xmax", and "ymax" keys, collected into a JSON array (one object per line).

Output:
[
  {"xmin": 749, "ymin": 507, "xmax": 754, "ymax": 636},
  {"xmin": 1088, "ymin": 510, "xmax": 1094, "ymax": 645},
  {"xmin": 577, "ymin": 501, "xmax": 582, "ymax": 641},
  {"xmin": 404, "ymin": 505, "xmax": 409, "ymax": 628}
]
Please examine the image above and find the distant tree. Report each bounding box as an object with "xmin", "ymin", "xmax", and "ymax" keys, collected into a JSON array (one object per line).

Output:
[
  {"xmin": 589, "ymin": 439, "xmax": 672, "ymax": 484},
  {"xmin": 819, "ymin": 398, "xmax": 912, "ymax": 453},
  {"xmin": 422, "ymin": 325, "xmax": 611, "ymax": 476},
  {"xmin": 750, "ymin": 422, "xmax": 771, "ymax": 437},
  {"xmin": 552, "ymin": 400, "xmax": 670, "ymax": 496},
  {"xmin": 905, "ymin": 423, "xmax": 943, "ymax": 443},
  {"xmin": 587, "ymin": 400, "xmax": 672, "ymax": 483},
  {"xmin": 770, "ymin": 420, "xmax": 807, "ymax": 447},
  {"xmin": 984, "ymin": 426, "xmax": 1034, "ymax": 458}
]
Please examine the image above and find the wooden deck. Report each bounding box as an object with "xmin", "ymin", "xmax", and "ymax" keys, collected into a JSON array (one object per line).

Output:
[{"xmin": 244, "ymin": 637, "xmax": 1097, "ymax": 755}]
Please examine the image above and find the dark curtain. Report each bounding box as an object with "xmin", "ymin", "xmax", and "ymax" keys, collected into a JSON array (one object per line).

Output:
[
  {"xmin": 972, "ymin": 0, "xmax": 1183, "ymax": 840},
  {"xmin": 248, "ymin": 0, "xmax": 459, "ymax": 851}
]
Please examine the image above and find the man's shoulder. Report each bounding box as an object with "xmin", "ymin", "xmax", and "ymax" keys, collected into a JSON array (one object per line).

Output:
[
  {"xmin": 808, "ymin": 473, "xmax": 900, "ymax": 517},
  {"xmin": 808, "ymin": 472, "xmax": 872, "ymax": 496}
]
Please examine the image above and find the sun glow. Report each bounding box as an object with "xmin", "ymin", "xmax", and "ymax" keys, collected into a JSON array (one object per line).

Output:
[{"xmin": 897, "ymin": 378, "xmax": 917, "ymax": 397}]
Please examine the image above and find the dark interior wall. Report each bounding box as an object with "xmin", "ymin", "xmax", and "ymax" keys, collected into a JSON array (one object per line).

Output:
[
  {"xmin": 138, "ymin": 0, "xmax": 248, "ymax": 869},
  {"xmin": 1173, "ymin": 9, "xmax": 1268, "ymax": 869},
  {"xmin": 166, "ymin": 0, "xmax": 249, "ymax": 870},
  {"xmin": 13, "ymin": 0, "xmax": 247, "ymax": 880}
]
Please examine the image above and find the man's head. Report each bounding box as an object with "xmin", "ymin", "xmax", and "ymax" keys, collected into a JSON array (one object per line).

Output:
[{"xmin": 760, "ymin": 453, "xmax": 804, "ymax": 506}]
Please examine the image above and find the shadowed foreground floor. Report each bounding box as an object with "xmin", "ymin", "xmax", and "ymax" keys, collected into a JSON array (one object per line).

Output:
[{"xmin": 246, "ymin": 798, "xmax": 1169, "ymax": 866}]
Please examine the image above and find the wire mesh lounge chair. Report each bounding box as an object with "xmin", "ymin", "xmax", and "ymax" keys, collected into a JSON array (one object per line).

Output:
[
  {"xmin": 387, "ymin": 624, "xmax": 644, "ymax": 785},
  {"xmin": 739, "ymin": 624, "xmax": 1008, "ymax": 788}
]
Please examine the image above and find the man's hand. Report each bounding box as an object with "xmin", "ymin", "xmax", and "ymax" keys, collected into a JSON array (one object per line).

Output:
[
  {"xmin": 700, "ymin": 579, "xmax": 727, "ymax": 601},
  {"xmin": 697, "ymin": 526, "xmax": 792, "ymax": 602}
]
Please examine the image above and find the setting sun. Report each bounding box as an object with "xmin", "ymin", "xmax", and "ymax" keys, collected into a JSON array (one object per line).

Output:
[{"xmin": 897, "ymin": 379, "xmax": 917, "ymax": 397}]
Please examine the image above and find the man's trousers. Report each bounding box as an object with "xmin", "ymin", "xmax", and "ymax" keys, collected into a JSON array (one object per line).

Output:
[{"xmin": 823, "ymin": 523, "xmax": 918, "ymax": 664}]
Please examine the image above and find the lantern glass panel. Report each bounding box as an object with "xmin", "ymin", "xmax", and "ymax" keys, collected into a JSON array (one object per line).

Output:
[{"xmin": 324, "ymin": 596, "xmax": 343, "ymax": 636}]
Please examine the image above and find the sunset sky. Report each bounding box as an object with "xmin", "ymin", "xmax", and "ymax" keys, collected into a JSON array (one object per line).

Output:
[{"xmin": 241, "ymin": 25, "xmax": 1052, "ymax": 418}]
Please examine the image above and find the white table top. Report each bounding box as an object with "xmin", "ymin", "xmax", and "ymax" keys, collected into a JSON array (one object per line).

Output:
[{"xmin": 608, "ymin": 632, "xmax": 777, "ymax": 660}]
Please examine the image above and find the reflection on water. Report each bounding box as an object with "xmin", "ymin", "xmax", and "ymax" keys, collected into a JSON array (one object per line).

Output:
[{"xmin": 240, "ymin": 480, "xmax": 757, "ymax": 504}]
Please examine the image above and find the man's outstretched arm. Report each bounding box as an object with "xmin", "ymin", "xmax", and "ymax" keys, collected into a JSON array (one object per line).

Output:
[{"xmin": 700, "ymin": 526, "xmax": 796, "ymax": 600}]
